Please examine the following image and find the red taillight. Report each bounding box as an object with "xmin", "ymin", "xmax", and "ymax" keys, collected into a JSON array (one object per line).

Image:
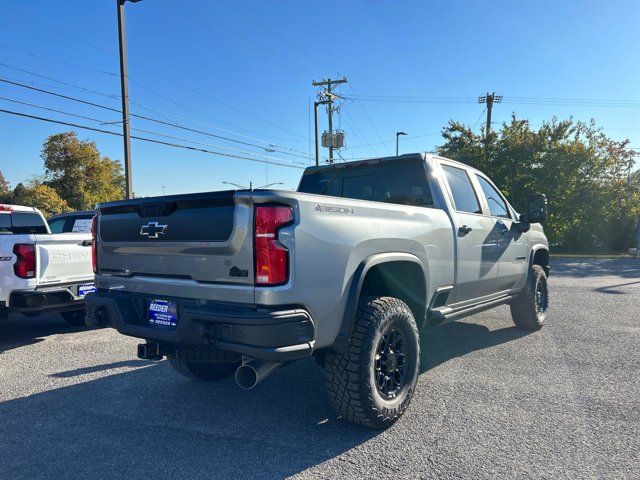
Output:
[
  {"xmin": 254, "ymin": 205, "xmax": 293, "ymax": 285},
  {"xmin": 91, "ymin": 215, "xmax": 98, "ymax": 274},
  {"xmin": 13, "ymin": 244, "xmax": 36, "ymax": 279}
]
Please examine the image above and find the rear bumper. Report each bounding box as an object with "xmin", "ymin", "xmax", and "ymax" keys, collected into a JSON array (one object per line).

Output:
[
  {"xmin": 85, "ymin": 290, "xmax": 315, "ymax": 362},
  {"xmin": 9, "ymin": 286, "xmax": 88, "ymax": 313}
]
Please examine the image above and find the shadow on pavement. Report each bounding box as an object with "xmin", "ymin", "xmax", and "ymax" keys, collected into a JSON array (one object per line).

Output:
[
  {"xmin": 0, "ymin": 313, "xmax": 93, "ymax": 355},
  {"xmin": 420, "ymin": 319, "xmax": 530, "ymax": 372},
  {"xmin": 50, "ymin": 360, "xmax": 149, "ymax": 378},
  {"xmin": 0, "ymin": 319, "xmax": 533, "ymax": 479},
  {"xmin": 551, "ymin": 257, "xmax": 640, "ymax": 279},
  {"xmin": 594, "ymin": 280, "xmax": 640, "ymax": 295}
]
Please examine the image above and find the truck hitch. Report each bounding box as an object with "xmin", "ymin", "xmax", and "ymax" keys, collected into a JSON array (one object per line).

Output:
[{"xmin": 137, "ymin": 342, "xmax": 164, "ymax": 361}]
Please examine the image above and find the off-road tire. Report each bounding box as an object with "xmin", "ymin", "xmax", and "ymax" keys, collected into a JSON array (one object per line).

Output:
[
  {"xmin": 324, "ymin": 296, "xmax": 420, "ymax": 429},
  {"xmin": 61, "ymin": 309, "xmax": 86, "ymax": 326},
  {"xmin": 510, "ymin": 264, "xmax": 548, "ymax": 330},
  {"xmin": 169, "ymin": 351, "xmax": 239, "ymax": 382}
]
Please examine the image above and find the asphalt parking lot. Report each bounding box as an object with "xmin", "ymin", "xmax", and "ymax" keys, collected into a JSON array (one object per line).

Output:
[{"xmin": 0, "ymin": 258, "xmax": 638, "ymax": 479}]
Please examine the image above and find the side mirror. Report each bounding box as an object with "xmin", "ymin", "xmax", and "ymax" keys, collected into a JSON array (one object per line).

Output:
[{"xmin": 525, "ymin": 194, "xmax": 547, "ymax": 224}]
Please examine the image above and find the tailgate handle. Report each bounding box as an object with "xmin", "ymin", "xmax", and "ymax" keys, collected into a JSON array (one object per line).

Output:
[{"xmin": 82, "ymin": 240, "xmax": 93, "ymax": 247}]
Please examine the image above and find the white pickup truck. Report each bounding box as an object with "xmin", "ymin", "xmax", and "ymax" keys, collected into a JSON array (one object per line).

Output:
[{"xmin": 0, "ymin": 204, "xmax": 95, "ymax": 325}]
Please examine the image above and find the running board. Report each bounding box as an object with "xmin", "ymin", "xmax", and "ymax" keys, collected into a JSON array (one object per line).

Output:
[{"xmin": 428, "ymin": 294, "xmax": 517, "ymax": 324}]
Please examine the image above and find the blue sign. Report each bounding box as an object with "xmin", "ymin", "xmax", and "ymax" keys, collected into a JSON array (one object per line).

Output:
[
  {"xmin": 78, "ymin": 283, "xmax": 96, "ymax": 297},
  {"xmin": 148, "ymin": 299, "xmax": 179, "ymax": 328}
]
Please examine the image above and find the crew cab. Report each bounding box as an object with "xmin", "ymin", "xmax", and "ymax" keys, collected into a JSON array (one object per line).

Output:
[
  {"xmin": 0, "ymin": 205, "xmax": 95, "ymax": 325},
  {"xmin": 85, "ymin": 153, "xmax": 550, "ymax": 428}
]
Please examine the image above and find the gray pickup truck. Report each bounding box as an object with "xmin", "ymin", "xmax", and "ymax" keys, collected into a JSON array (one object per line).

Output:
[{"xmin": 85, "ymin": 153, "xmax": 549, "ymax": 428}]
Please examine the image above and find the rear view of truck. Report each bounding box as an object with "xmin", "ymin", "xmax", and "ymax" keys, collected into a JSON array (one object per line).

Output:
[
  {"xmin": 0, "ymin": 204, "xmax": 95, "ymax": 324},
  {"xmin": 86, "ymin": 190, "xmax": 315, "ymax": 383}
]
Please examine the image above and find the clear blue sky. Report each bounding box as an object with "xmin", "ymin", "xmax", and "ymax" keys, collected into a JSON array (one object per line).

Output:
[{"xmin": 1, "ymin": 0, "xmax": 639, "ymax": 197}]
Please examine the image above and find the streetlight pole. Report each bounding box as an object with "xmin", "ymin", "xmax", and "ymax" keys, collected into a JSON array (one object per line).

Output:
[
  {"xmin": 396, "ymin": 131, "xmax": 407, "ymax": 156},
  {"xmin": 117, "ymin": 0, "xmax": 142, "ymax": 199}
]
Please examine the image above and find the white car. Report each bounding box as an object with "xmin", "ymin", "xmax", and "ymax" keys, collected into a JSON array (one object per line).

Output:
[{"xmin": 0, "ymin": 204, "xmax": 95, "ymax": 325}]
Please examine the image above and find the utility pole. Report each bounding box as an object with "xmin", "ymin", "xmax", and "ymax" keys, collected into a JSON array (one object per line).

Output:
[
  {"xmin": 478, "ymin": 92, "xmax": 502, "ymax": 140},
  {"xmin": 117, "ymin": 0, "xmax": 142, "ymax": 199},
  {"xmin": 313, "ymin": 100, "xmax": 328, "ymax": 166},
  {"xmin": 312, "ymin": 77, "xmax": 347, "ymax": 164}
]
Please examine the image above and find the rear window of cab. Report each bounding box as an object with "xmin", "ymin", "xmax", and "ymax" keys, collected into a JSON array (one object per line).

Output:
[
  {"xmin": 298, "ymin": 160, "xmax": 434, "ymax": 207},
  {"xmin": 0, "ymin": 212, "xmax": 48, "ymax": 234}
]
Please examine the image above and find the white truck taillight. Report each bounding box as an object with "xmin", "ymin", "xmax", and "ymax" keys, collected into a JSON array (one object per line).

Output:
[
  {"xmin": 254, "ymin": 205, "xmax": 293, "ymax": 285},
  {"xmin": 91, "ymin": 215, "xmax": 98, "ymax": 274},
  {"xmin": 13, "ymin": 244, "xmax": 36, "ymax": 279}
]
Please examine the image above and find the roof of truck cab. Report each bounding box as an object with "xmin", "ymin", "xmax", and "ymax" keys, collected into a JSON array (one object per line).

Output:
[
  {"xmin": 301, "ymin": 152, "xmax": 473, "ymax": 175},
  {"xmin": 48, "ymin": 210, "xmax": 95, "ymax": 221},
  {"xmin": 0, "ymin": 204, "xmax": 40, "ymax": 213}
]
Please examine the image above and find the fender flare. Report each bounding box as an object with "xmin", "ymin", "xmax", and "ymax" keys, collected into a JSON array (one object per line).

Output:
[
  {"xmin": 332, "ymin": 252, "xmax": 427, "ymax": 353},
  {"xmin": 529, "ymin": 244, "xmax": 550, "ymax": 276}
]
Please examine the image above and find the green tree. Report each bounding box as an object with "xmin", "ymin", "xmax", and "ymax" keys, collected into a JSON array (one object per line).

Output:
[
  {"xmin": 0, "ymin": 170, "xmax": 10, "ymax": 203},
  {"xmin": 437, "ymin": 116, "xmax": 640, "ymax": 252},
  {"xmin": 41, "ymin": 131, "xmax": 125, "ymax": 210},
  {"xmin": 10, "ymin": 181, "xmax": 70, "ymax": 217}
]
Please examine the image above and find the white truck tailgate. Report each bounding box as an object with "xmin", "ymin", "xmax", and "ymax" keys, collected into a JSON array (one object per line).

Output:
[{"xmin": 34, "ymin": 233, "xmax": 93, "ymax": 286}]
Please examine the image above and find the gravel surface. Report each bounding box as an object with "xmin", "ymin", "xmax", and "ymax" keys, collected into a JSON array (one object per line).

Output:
[{"xmin": 0, "ymin": 258, "xmax": 638, "ymax": 479}]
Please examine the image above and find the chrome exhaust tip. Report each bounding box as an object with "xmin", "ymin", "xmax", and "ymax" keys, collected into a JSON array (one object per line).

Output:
[{"xmin": 235, "ymin": 360, "xmax": 282, "ymax": 389}]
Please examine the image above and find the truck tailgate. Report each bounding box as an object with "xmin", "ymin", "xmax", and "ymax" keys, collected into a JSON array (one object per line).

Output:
[
  {"xmin": 34, "ymin": 233, "xmax": 93, "ymax": 286},
  {"xmin": 96, "ymin": 191, "xmax": 254, "ymax": 285}
]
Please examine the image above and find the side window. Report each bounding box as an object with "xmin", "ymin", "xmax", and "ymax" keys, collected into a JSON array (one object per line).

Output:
[
  {"xmin": 441, "ymin": 165, "xmax": 482, "ymax": 214},
  {"xmin": 48, "ymin": 218, "xmax": 66, "ymax": 233},
  {"xmin": 476, "ymin": 176, "xmax": 510, "ymax": 219},
  {"xmin": 71, "ymin": 217, "xmax": 93, "ymax": 233}
]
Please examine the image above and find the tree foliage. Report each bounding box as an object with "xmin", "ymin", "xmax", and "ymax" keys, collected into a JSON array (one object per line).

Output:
[
  {"xmin": 437, "ymin": 116, "xmax": 640, "ymax": 252},
  {"xmin": 41, "ymin": 132, "xmax": 125, "ymax": 210},
  {"xmin": 10, "ymin": 182, "xmax": 70, "ymax": 218},
  {"xmin": 0, "ymin": 170, "xmax": 10, "ymax": 203}
]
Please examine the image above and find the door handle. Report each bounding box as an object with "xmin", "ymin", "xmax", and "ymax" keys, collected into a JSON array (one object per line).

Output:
[{"xmin": 458, "ymin": 225, "xmax": 472, "ymax": 236}]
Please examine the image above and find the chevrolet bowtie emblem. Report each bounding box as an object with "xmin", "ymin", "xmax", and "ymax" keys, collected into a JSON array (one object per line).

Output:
[{"xmin": 140, "ymin": 221, "xmax": 168, "ymax": 239}]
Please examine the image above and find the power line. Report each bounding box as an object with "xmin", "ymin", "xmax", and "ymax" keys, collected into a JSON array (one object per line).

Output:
[
  {"xmin": 1, "ymin": 3, "xmax": 307, "ymax": 141},
  {"xmin": 347, "ymin": 84, "xmax": 392, "ymax": 155},
  {"xmin": 341, "ymin": 112, "xmax": 377, "ymax": 156},
  {"xmin": 347, "ymin": 131, "xmax": 441, "ymax": 150},
  {"xmin": 0, "ymin": 44, "xmax": 119, "ymax": 77},
  {"xmin": 0, "ymin": 62, "xmax": 121, "ymax": 100},
  {"xmin": 218, "ymin": 0, "xmax": 332, "ymax": 72},
  {"xmin": 345, "ymin": 93, "xmax": 640, "ymax": 108},
  {"xmin": 0, "ymin": 60, "xmax": 311, "ymax": 157},
  {"xmin": 0, "ymin": 95, "xmax": 304, "ymax": 165},
  {"xmin": 0, "ymin": 108, "xmax": 305, "ymax": 169},
  {"xmin": 0, "ymin": 77, "xmax": 309, "ymax": 160},
  {"xmin": 174, "ymin": 0, "xmax": 313, "ymax": 78}
]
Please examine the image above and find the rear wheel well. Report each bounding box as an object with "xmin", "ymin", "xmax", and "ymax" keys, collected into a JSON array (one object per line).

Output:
[
  {"xmin": 532, "ymin": 249, "xmax": 550, "ymax": 276},
  {"xmin": 360, "ymin": 261, "xmax": 427, "ymax": 329}
]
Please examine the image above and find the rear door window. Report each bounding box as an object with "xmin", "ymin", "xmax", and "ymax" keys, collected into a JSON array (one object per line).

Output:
[
  {"xmin": 441, "ymin": 165, "xmax": 482, "ymax": 214},
  {"xmin": 298, "ymin": 160, "xmax": 434, "ymax": 207}
]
